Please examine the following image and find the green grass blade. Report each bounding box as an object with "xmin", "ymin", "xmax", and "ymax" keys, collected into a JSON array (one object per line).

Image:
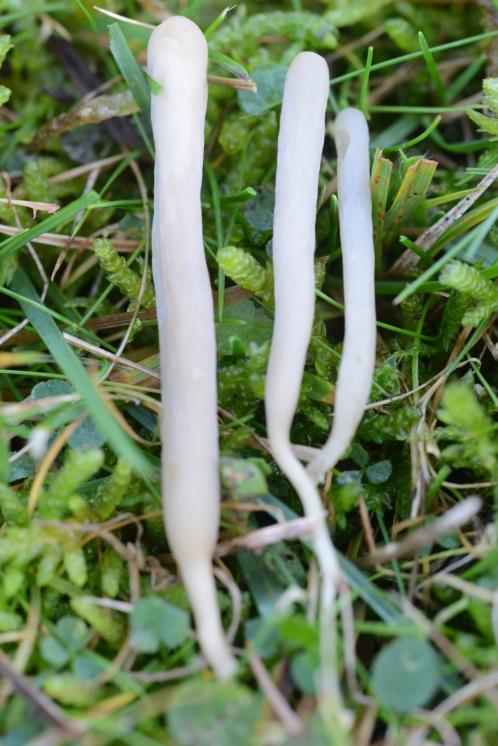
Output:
[
  {"xmin": 11, "ymin": 268, "xmax": 151, "ymax": 478},
  {"xmin": 182, "ymin": 0, "xmax": 212, "ymax": 18},
  {"xmin": 394, "ymin": 204, "xmax": 498, "ymax": 305},
  {"xmin": 330, "ymin": 29, "xmax": 498, "ymax": 86},
  {"xmin": 430, "ymin": 129, "xmax": 491, "ymax": 154},
  {"xmin": 447, "ymin": 52, "xmax": 486, "ymax": 102},
  {"xmin": 427, "ymin": 197, "xmax": 498, "ymax": 258},
  {"xmin": 371, "ymin": 148, "xmax": 393, "ymax": 269},
  {"xmin": 205, "ymin": 163, "xmax": 225, "ymax": 322},
  {"xmin": 205, "ymin": 5, "xmax": 236, "ymax": 39},
  {"xmin": 0, "ymin": 191, "xmax": 100, "ymax": 260},
  {"xmin": 418, "ymin": 31, "xmax": 446, "ymax": 104},
  {"xmin": 383, "ymin": 159, "xmax": 438, "ymax": 245},
  {"xmin": 208, "ymin": 48, "xmax": 250, "ymax": 81},
  {"xmin": 359, "ymin": 46, "xmax": 374, "ymax": 117},
  {"xmin": 383, "ymin": 115, "xmax": 441, "ymax": 154},
  {"xmin": 108, "ymin": 23, "xmax": 150, "ymax": 117}
]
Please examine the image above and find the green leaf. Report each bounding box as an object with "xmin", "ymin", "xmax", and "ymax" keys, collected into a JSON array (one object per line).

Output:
[
  {"xmin": 277, "ymin": 615, "xmax": 319, "ymax": 651},
  {"xmin": 0, "ymin": 35, "xmax": 13, "ymax": 66},
  {"xmin": 209, "ymin": 48, "xmax": 250, "ymax": 81},
  {"xmin": 40, "ymin": 637, "xmax": 70, "ymax": 668},
  {"xmin": 366, "ymin": 460, "xmax": 392, "ymax": 484},
  {"xmin": 9, "ymin": 452, "xmax": 35, "ymax": 483},
  {"xmin": 56, "ymin": 616, "xmax": 91, "ymax": 654},
  {"xmin": 466, "ymin": 108, "xmax": 498, "ymax": 136},
  {"xmin": 167, "ymin": 680, "xmax": 261, "ymax": 746},
  {"xmin": 291, "ymin": 651, "xmax": 317, "ymax": 695},
  {"xmin": 31, "ymin": 380, "xmax": 72, "ymax": 400},
  {"xmin": 244, "ymin": 617, "xmax": 280, "ymax": 659},
  {"xmin": 238, "ymin": 65, "xmax": 286, "ymax": 116},
  {"xmin": 216, "ymin": 304, "xmax": 273, "ymax": 355},
  {"xmin": 242, "ymin": 187, "xmax": 275, "ymax": 245},
  {"xmin": 371, "ymin": 148, "xmax": 393, "ymax": 261},
  {"xmin": 43, "ymin": 672, "xmax": 97, "ymax": 707},
  {"xmin": 371, "ymin": 637, "xmax": 441, "ymax": 712},
  {"xmin": 205, "ymin": 6, "xmax": 236, "ymax": 39},
  {"xmin": 384, "ymin": 18, "xmax": 418, "ymax": 53},
  {"xmin": 483, "ymin": 77, "xmax": 498, "ymax": 114},
  {"xmin": 40, "ymin": 616, "xmax": 90, "ymax": 668},
  {"xmin": 325, "ymin": 0, "xmax": 394, "ymax": 27},
  {"xmin": 383, "ymin": 158, "xmax": 438, "ymax": 246},
  {"xmin": 108, "ymin": 23, "xmax": 150, "ymax": 117},
  {"xmin": 69, "ymin": 417, "xmax": 106, "ymax": 452},
  {"xmin": 220, "ymin": 457, "xmax": 268, "ymax": 499},
  {"xmin": 10, "ymin": 269, "xmax": 150, "ymax": 478},
  {"xmin": 237, "ymin": 548, "xmax": 286, "ymax": 618},
  {"xmin": 130, "ymin": 596, "xmax": 189, "ymax": 653},
  {"xmin": 143, "ymin": 69, "xmax": 162, "ymax": 95},
  {"xmin": 0, "ymin": 85, "xmax": 11, "ymax": 106},
  {"xmin": 63, "ymin": 545, "xmax": 87, "ymax": 587}
]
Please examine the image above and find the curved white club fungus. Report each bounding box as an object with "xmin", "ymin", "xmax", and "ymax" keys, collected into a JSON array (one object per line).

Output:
[{"xmin": 148, "ymin": 16, "xmax": 236, "ymax": 680}]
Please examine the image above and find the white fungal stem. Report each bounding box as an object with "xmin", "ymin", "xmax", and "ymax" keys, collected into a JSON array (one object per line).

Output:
[
  {"xmin": 307, "ymin": 108, "xmax": 376, "ymax": 486},
  {"xmin": 265, "ymin": 52, "xmax": 343, "ymax": 714},
  {"xmin": 148, "ymin": 17, "xmax": 236, "ymax": 680}
]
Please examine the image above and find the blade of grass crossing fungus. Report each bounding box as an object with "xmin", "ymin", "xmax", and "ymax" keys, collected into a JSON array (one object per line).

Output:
[
  {"xmin": 205, "ymin": 163, "xmax": 225, "ymax": 321},
  {"xmin": 11, "ymin": 268, "xmax": 150, "ymax": 478},
  {"xmin": 108, "ymin": 23, "xmax": 155, "ymax": 156},
  {"xmin": 108, "ymin": 24, "xmax": 150, "ymax": 117}
]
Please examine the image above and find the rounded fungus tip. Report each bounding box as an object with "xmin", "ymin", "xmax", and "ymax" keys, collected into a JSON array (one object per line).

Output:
[{"xmin": 148, "ymin": 16, "xmax": 208, "ymax": 85}]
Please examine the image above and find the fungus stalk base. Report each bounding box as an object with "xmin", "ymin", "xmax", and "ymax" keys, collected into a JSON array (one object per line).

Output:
[
  {"xmin": 271, "ymin": 440, "xmax": 344, "ymax": 712},
  {"xmin": 181, "ymin": 561, "xmax": 237, "ymax": 680}
]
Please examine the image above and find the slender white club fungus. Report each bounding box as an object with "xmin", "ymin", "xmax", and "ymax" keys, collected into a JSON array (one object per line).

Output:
[
  {"xmin": 307, "ymin": 108, "xmax": 376, "ymax": 485},
  {"xmin": 148, "ymin": 16, "xmax": 236, "ymax": 679},
  {"xmin": 265, "ymin": 52, "xmax": 343, "ymax": 707}
]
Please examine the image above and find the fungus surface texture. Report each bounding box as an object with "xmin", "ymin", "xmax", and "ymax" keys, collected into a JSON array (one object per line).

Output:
[
  {"xmin": 265, "ymin": 51, "xmax": 342, "ymax": 707},
  {"xmin": 148, "ymin": 16, "xmax": 236, "ymax": 679},
  {"xmin": 307, "ymin": 107, "xmax": 376, "ymax": 485}
]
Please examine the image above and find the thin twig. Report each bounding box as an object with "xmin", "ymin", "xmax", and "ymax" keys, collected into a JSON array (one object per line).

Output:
[
  {"xmin": 93, "ymin": 6, "xmax": 155, "ymax": 29},
  {"xmin": 0, "ymin": 223, "xmax": 139, "ymax": 251},
  {"xmin": 390, "ymin": 162, "xmax": 498, "ymax": 275},
  {"xmin": 216, "ymin": 515, "xmax": 319, "ymax": 556},
  {"xmin": 207, "ymin": 75, "xmax": 257, "ymax": 93},
  {"xmin": 48, "ymin": 153, "xmax": 131, "ymax": 184},
  {"xmin": 359, "ymin": 496, "xmax": 482, "ymax": 566},
  {"xmin": 0, "ymin": 650, "xmax": 83, "ymax": 737},
  {"xmin": 214, "ymin": 561, "xmax": 243, "ymax": 644},
  {"xmin": 0, "ymin": 198, "xmax": 59, "ymax": 214},
  {"xmin": 248, "ymin": 651, "xmax": 304, "ymax": 736}
]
